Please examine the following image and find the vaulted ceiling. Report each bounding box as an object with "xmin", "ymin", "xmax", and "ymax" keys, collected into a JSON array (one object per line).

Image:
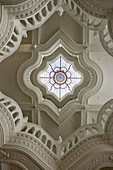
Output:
[{"xmin": 0, "ymin": 0, "xmax": 113, "ymax": 170}]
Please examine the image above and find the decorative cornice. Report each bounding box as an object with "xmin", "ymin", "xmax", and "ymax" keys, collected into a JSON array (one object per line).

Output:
[
  {"xmin": 0, "ymin": 92, "xmax": 113, "ymax": 169},
  {"xmin": 63, "ymin": 0, "xmax": 106, "ymax": 30},
  {"xmin": 97, "ymin": 99, "xmax": 113, "ymax": 130},
  {"xmin": 1, "ymin": 135, "xmax": 112, "ymax": 170},
  {"xmin": 5, "ymin": 0, "xmax": 49, "ymax": 18},
  {"xmin": 79, "ymin": 152, "xmax": 113, "ymax": 170},
  {"xmin": 60, "ymin": 136, "xmax": 110, "ymax": 170},
  {"xmin": 99, "ymin": 24, "xmax": 113, "ymax": 57},
  {"xmin": 1, "ymin": 0, "xmax": 113, "ymax": 62},
  {"xmin": 0, "ymin": 8, "xmax": 14, "ymax": 48},
  {"xmin": 0, "ymin": 92, "xmax": 24, "ymax": 132},
  {"xmin": 0, "ymin": 148, "xmax": 46, "ymax": 170},
  {"xmin": 74, "ymin": 0, "xmax": 113, "ymax": 18}
]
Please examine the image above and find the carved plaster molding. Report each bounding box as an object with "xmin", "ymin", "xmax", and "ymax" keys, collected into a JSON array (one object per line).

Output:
[
  {"xmin": 1, "ymin": 0, "xmax": 113, "ymax": 62},
  {"xmin": 0, "ymin": 150, "xmax": 9, "ymax": 161},
  {"xmin": 60, "ymin": 136, "xmax": 111, "ymax": 170},
  {"xmin": 63, "ymin": 0, "xmax": 107, "ymax": 30},
  {"xmin": 0, "ymin": 92, "xmax": 25, "ymax": 133},
  {"xmin": 79, "ymin": 152, "xmax": 113, "ymax": 170},
  {"xmin": 0, "ymin": 92, "xmax": 113, "ymax": 169},
  {"xmin": 99, "ymin": 23, "xmax": 113, "ymax": 57},
  {"xmin": 76, "ymin": 0, "xmax": 113, "ymax": 18},
  {"xmin": 104, "ymin": 112, "xmax": 113, "ymax": 145},
  {"xmin": 97, "ymin": 99, "xmax": 113, "ymax": 130},
  {"xmin": 0, "ymin": 148, "xmax": 45, "ymax": 170},
  {"xmin": 1, "ymin": 136, "xmax": 112, "ymax": 170},
  {"xmin": 78, "ymin": 48, "xmax": 103, "ymax": 106}
]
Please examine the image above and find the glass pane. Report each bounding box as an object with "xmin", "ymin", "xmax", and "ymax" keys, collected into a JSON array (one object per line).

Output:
[{"xmin": 38, "ymin": 54, "xmax": 82, "ymax": 99}]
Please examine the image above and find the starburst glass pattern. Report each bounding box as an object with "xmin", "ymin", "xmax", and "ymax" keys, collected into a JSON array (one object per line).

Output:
[{"xmin": 38, "ymin": 55, "xmax": 82, "ymax": 99}]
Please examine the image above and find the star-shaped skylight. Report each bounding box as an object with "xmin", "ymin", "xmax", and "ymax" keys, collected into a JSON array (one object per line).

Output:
[{"xmin": 38, "ymin": 54, "xmax": 82, "ymax": 99}]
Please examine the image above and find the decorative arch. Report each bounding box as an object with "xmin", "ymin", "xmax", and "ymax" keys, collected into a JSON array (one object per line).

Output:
[
  {"xmin": 0, "ymin": 92, "xmax": 113, "ymax": 169},
  {"xmin": 0, "ymin": 0, "xmax": 113, "ymax": 62}
]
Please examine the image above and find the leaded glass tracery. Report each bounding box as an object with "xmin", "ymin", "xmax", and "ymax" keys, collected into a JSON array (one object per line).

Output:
[{"xmin": 38, "ymin": 54, "xmax": 82, "ymax": 99}]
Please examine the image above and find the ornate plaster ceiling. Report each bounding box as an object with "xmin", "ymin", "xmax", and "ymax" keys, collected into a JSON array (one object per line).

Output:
[
  {"xmin": 0, "ymin": 0, "xmax": 113, "ymax": 170},
  {"xmin": 0, "ymin": 0, "xmax": 26, "ymax": 5}
]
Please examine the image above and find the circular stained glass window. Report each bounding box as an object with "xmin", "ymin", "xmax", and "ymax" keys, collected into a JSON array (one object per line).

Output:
[
  {"xmin": 38, "ymin": 54, "xmax": 82, "ymax": 99},
  {"xmin": 54, "ymin": 71, "xmax": 67, "ymax": 85}
]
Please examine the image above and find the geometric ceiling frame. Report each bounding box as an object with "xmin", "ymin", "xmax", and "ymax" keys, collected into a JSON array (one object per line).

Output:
[
  {"xmin": 18, "ymin": 29, "xmax": 100, "ymax": 120},
  {"xmin": 18, "ymin": 30, "xmax": 85, "ymax": 115},
  {"xmin": 16, "ymin": 27, "xmax": 103, "ymax": 132},
  {"xmin": 30, "ymin": 42, "xmax": 86, "ymax": 108}
]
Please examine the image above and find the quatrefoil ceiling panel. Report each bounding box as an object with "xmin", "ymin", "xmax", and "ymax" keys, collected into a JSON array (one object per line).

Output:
[
  {"xmin": 30, "ymin": 45, "xmax": 90, "ymax": 107},
  {"xmin": 24, "ymin": 35, "xmax": 98, "ymax": 111}
]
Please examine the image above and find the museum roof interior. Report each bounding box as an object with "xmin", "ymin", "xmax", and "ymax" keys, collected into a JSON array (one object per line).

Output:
[{"xmin": 1, "ymin": 0, "xmax": 113, "ymax": 169}]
